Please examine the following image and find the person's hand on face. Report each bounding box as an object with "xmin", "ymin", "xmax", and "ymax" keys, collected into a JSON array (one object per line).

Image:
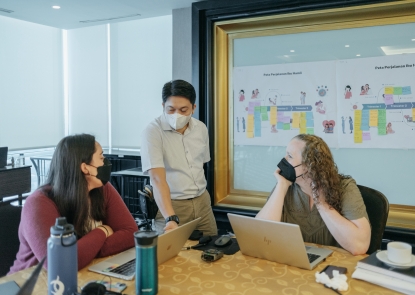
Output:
[{"xmin": 274, "ymin": 167, "xmax": 292, "ymax": 188}]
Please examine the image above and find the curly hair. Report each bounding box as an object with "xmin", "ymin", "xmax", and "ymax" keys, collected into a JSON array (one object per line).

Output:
[{"xmin": 293, "ymin": 134, "xmax": 349, "ymax": 213}]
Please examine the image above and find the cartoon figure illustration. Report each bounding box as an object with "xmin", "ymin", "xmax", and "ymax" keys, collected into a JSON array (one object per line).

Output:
[
  {"xmin": 328, "ymin": 123, "xmax": 334, "ymax": 133},
  {"xmin": 268, "ymin": 96, "xmax": 276, "ymax": 105},
  {"xmin": 341, "ymin": 116, "xmax": 345, "ymax": 134},
  {"xmin": 254, "ymin": 89, "xmax": 260, "ymax": 99},
  {"xmin": 242, "ymin": 117, "xmax": 246, "ymax": 132},
  {"xmin": 271, "ymin": 124, "xmax": 277, "ymax": 133},
  {"xmin": 239, "ymin": 90, "xmax": 245, "ymax": 102},
  {"xmin": 360, "ymin": 86, "xmax": 367, "ymax": 95},
  {"xmin": 323, "ymin": 123, "xmax": 329, "ymax": 133},
  {"xmin": 236, "ymin": 117, "xmax": 240, "ymax": 132},
  {"xmin": 322, "ymin": 120, "xmax": 335, "ymax": 133},
  {"xmin": 349, "ymin": 116, "xmax": 353, "ymax": 133},
  {"xmin": 300, "ymin": 92, "xmax": 306, "ymax": 104},
  {"xmin": 344, "ymin": 85, "xmax": 352, "ymax": 99},
  {"xmin": 386, "ymin": 122, "xmax": 395, "ymax": 134},
  {"xmin": 364, "ymin": 84, "xmax": 372, "ymax": 95},
  {"xmin": 315, "ymin": 100, "xmax": 326, "ymax": 114}
]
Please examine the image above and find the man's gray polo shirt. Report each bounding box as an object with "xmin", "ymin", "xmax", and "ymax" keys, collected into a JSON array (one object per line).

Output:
[{"xmin": 141, "ymin": 113, "xmax": 210, "ymax": 200}]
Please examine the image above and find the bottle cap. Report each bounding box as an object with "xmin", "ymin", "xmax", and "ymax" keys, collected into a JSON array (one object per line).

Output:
[
  {"xmin": 134, "ymin": 231, "xmax": 158, "ymax": 246},
  {"xmin": 50, "ymin": 217, "xmax": 75, "ymax": 236}
]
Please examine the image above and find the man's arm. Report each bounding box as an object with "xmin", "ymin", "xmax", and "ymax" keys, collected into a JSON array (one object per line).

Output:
[{"xmin": 148, "ymin": 167, "xmax": 178, "ymax": 231}]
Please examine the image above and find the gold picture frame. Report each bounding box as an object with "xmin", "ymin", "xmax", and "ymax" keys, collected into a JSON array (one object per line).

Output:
[{"xmin": 213, "ymin": 0, "xmax": 415, "ymax": 229}]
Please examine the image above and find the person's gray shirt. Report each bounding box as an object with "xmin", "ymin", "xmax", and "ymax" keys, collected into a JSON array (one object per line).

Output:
[{"xmin": 141, "ymin": 113, "xmax": 210, "ymax": 200}]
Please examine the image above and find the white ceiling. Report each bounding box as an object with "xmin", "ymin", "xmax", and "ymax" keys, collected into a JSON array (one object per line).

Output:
[{"xmin": 0, "ymin": 0, "xmax": 202, "ymax": 29}]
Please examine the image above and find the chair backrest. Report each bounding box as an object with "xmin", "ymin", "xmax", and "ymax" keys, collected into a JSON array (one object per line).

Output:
[
  {"xmin": 357, "ymin": 185, "xmax": 389, "ymax": 254},
  {"xmin": 0, "ymin": 203, "xmax": 22, "ymax": 276}
]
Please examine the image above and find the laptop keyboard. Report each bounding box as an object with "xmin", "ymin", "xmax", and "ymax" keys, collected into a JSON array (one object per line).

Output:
[
  {"xmin": 307, "ymin": 253, "xmax": 321, "ymax": 263},
  {"xmin": 109, "ymin": 259, "xmax": 136, "ymax": 276}
]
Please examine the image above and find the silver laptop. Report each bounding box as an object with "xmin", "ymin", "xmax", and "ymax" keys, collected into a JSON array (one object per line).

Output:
[
  {"xmin": 228, "ymin": 213, "xmax": 332, "ymax": 270},
  {"xmin": 88, "ymin": 217, "xmax": 200, "ymax": 280}
]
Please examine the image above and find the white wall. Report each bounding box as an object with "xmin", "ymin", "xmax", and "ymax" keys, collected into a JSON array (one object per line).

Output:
[
  {"xmin": 110, "ymin": 15, "xmax": 172, "ymax": 149},
  {"xmin": 0, "ymin": 14, "xmax": 173, "ymax": 150},
  {"xmin": 67, "ymin": 25, "xmax": 109, "ymax": 147},
  {"xmin": 0, "ymin": 15, "xmax": 64, "ymax": 150}
]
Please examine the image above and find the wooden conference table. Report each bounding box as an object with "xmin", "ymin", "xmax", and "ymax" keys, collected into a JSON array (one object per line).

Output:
[{"xmin": 0, "ymin": 242, "xmax": 401, "ymax": 295}]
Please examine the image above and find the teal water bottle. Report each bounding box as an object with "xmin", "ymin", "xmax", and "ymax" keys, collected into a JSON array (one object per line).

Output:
[{"xmin": 134, "ymin": 231, "xmax": 158, "ymax": 295}]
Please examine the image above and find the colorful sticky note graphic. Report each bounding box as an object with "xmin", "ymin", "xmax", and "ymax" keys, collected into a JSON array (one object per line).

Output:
[
  {"xmin": 369, "ymin": 110, "xmax": 378, "ymax": 127},
  {"xmin": 247, "ymin": 123, "xmax": 254, "ymax": 132},
  {"xmin": 378, "ymin": 109, "xmax": 386, "ymax": 116},
  {"xmin": 282, "ymin": 117, "xmax": 291, "ymax": 124},
  {"xmin": 247, "ymin": 131, "xmax": 254, "ymax": 138},
  {"xmin": 300, "ymin": 118, "xmax": 307, "ymax": 127},
  {"xmin": 300, "ymin": 112, "xmax": 306, "ymax": 118},
  {"xmin": 261, "ymin": 113, "xmax": 268, "ymax": 121},
  {"xmin": 383, "ymin": 94, "xmax": 394, "ymax": 105},
  {"xmin": 360, "ymin": 125, "xmax": 370, "ymax": 131},
  {"xmin": 248, "ymin": 102, "xmax": 255, "ymax": 114},
  {"xmin": 255, "ymin": 126, "xmax": 261, "ymax": 137},
  {"xmin": 378, "ymin": 127, "xmax": 387, "ymax": 135},
  {"xmin": 393, "ymin": 87, "xmax": 402, "ymax": 95},
  {"xmin": 354, "ymin": 131, "xmax": 363, "ymax": 143},
  {"xmin": 283, "ymin": 123, "xmax": 290, "ymax": 130},
  {"xmin": 292, "ymin": 121, "xmax": 299, "ymax": 128},
  {"xmin": 378, "ymin": 117, "xmax": 386, "ymax": 125},
  {"xmin": 306, "ymin": 112, "xmax": 314, "ymax": 120},
  {"xmin": 254, "ymin": 106, "xmax": 261, "ymax": 112},
  {"xmin": 412, "ymin": 108, "xmax": 415, "ymax": 119},
  {"xmin": 261, "ymin": 106, "xmax": 268, "ymax": 113},
  {"xmin": 306, "ymin": 120, "xmax": 314, "ymax": 127},
  {"xmin": 384, "ymin": 87, "xmax": 394, "ymax": 94},
  {"xmin": 300, "ymin": 126, "xmax": 307, "ymax": 134},
  {"xmin": 362, "ymin": 132, "xmax": 371, "ymax": 140},
  {"xmin": 277, "ymin": 122, "xmax": 284, "ymax": 129},
  {"xmin": 306, "ymin": 128, "xmax": 314, "ymax": 135},
  {"xmin": 402, "ymin": 86, "xmax": 412, "ymax": 95}
]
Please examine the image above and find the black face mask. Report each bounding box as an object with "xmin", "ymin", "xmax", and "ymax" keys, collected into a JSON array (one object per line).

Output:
[
  {"xmin": 277, "ymin": 158, "xmax": 302, "ymax": 182},
  {"xmin": 87, "ymin": 158, "xmax": 112, "ymax": 185}
]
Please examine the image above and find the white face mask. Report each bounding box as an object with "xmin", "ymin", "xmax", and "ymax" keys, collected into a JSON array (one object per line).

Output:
[{"xmin": 165, "ymin": 112, "xmax": 192, "ymax": 130}]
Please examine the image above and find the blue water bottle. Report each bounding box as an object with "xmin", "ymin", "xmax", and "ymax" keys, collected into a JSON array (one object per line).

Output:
[
  {"xmin": 47, "ymin": 217, "xmax": 78, "ymax": 295},
  {"xmin": 134, "ymin": 231, "xmax": 158, "ymax": 295}
]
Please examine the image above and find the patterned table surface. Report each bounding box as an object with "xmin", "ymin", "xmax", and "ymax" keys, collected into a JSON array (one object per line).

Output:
[{"xmin": 0, "ymin": 243, "xmax": 402, "ymax": 295}]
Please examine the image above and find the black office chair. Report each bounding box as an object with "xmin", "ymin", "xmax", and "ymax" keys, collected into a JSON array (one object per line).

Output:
[
  {"xmin": 0, "ymin": 203, "xmax": 22, "ymax": 276},
  {"xmin": 357, "ymin": 185, "xmax": 389, "ymax": 254}
]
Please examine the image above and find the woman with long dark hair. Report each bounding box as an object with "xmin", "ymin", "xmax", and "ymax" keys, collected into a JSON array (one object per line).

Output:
[
  {"xmin": 9, "ymin": 134, "xmax": 138, "ymax": 274},
  {"xmin": 256, "ymin": 134, "xmax": 370, "ymax": 255}
]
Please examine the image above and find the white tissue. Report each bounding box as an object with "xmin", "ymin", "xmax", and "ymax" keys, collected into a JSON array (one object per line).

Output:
[{"xmin": 315, "ymin": 270, "xmax": 349, "ymax": 291}]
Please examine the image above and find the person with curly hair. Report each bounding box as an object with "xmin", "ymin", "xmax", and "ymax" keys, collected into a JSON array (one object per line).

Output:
[{"xmin": 256, "ymin": 134, "xmax": 370, "ymax": 255}]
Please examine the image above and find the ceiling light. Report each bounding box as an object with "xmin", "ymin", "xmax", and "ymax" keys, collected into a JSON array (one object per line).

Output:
[
  {"xmin": 345, "ymin": 45, "xmax": 350, "ymax": 47},
  {"xmin": 290, "ymin": 50, "xmax": 295, "ymax": 52},
  {"xmin": 52, "ymin": 6, "xmax": 61, "ymax": 9},
  {"xmin": 284, "ymin": 55, "xmax": 289, "ymax": 58},
  {"xmin": 356, "ymin": 54, "xmax": 361, "ymax": 57},
  {"xmin": 412, "ymin": 39, "xmax": 415, "ymax": 41},
  {"xmin": 381, "ymin": 46, "xmax": 415, "ymax": 55}
]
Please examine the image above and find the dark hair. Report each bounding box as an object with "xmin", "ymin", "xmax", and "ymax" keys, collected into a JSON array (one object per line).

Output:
[
  {"xmin": 43, "ymin": 134, "xmax": 106, "ymax": 238},
  {"xmin": 293, "ymin": 134, "xmax": 350, "ymax": 213},
  {"xmin": 345, "ymin": 85, "xmax": 351, "ymax": 90},
  {"xmin": 162, "ymin": 80, "xmax": 196, "ymax": 105}
]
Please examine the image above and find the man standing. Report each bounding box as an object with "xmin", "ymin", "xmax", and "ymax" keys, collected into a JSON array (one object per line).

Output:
[{"xmin": 141, "ymin": 80, "xmax": 217, "ymax": 236}]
